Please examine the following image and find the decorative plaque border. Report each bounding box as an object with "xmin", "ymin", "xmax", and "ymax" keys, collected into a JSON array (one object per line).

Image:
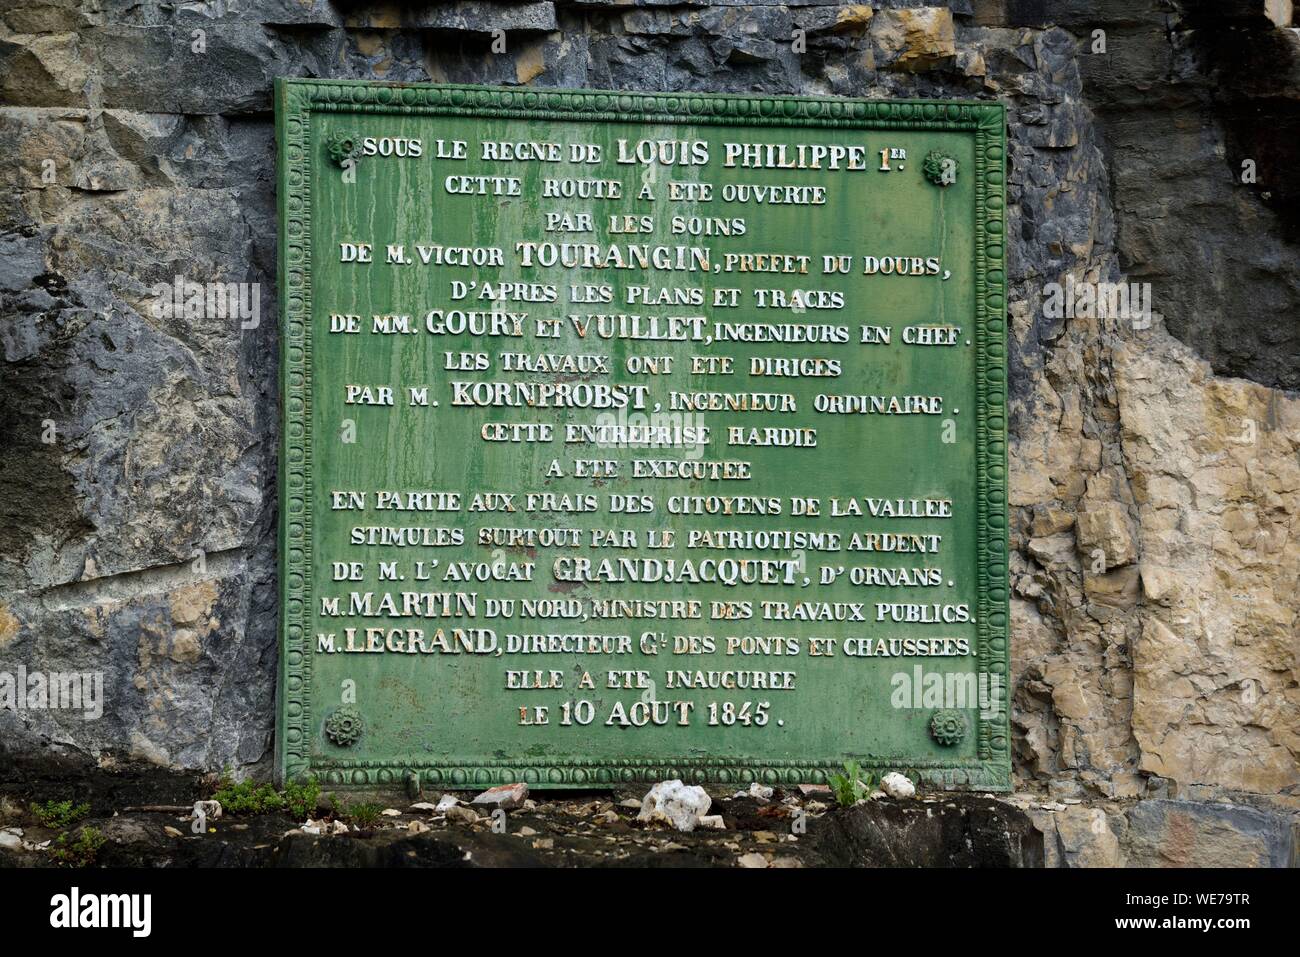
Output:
[{"xmin": 275, "ymin": 79, "xmax": 1009, "ymax": 790}]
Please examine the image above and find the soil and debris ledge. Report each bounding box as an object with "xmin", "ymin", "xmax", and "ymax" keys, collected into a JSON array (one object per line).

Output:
[
  {"xmin": 0, "ymin": 766, "xmax": 1041, "ymax": 868},
  {"xmin": 1, "ymin": 757, "xmax": 1294, "ymax": 867}
]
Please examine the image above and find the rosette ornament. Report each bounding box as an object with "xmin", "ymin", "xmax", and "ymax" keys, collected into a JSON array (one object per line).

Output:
[
  {"xmin": 929, "ymin": 709, "xmax": 968, "ymax": 746},
  {"xmin": 922, "ymin": 149, "xmax": 958, "ymax": 187},
  {"xmin": 327, "ymin": 132, "xmax": 362, "ymax": 168},
  {"xmin": 324, "ymin": 706, "xmax": 364, "ymax": 747}
]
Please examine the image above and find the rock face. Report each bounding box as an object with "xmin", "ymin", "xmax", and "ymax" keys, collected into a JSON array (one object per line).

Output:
[
  {"xmin": 813, "ymin": 796, "xmax": 1045, "ymax": 867},
  {"xmin": 0, "ymin": 2, "xmax": 1296, "ymax": 866},
  {"xmin": 1123, "ymin": 799, "xmax": 1295, "ymax": 868}
]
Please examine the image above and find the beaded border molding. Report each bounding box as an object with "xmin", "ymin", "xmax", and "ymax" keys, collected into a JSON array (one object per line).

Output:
[{"xmin": 275, "ymin": 79, "xmax": 1010, "ymax": 791}]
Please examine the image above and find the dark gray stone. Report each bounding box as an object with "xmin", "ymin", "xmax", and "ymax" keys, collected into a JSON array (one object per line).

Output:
[
  {"xmin": 1077, "ymin": 2, "xmax": 1300, "ymax": 390},
  {"xmin": 1125, "ymin": 800, "xmax": 1296, "ymax": 868},
  {"xmin": 811, "ymin": 797, "xmax": 1046, "ymax": 867},
  {"xmin": 398, "ymin": 2, "xmax": 558, "ymax": 33}
]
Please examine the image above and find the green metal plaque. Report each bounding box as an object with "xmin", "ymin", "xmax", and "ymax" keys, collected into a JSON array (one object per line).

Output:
[{"xmin": 275, "ymin": 79, "xmax": 1009, "ymax": 791}]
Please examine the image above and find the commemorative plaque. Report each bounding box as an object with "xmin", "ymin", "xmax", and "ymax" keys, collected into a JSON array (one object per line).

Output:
[{"xmin": 275, "ymin": 80, "xmax": 1009, "ymax": 790}]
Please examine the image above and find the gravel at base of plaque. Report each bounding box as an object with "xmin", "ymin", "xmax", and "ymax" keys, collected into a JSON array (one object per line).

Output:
[{"xmin": 278, "ymin": 81, "xmax": 1008, "ymax": 787}]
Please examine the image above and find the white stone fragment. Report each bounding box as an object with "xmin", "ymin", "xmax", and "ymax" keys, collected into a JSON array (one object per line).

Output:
[
  {"xmin": 881, "ymin": 772, "xmax": 916, "ymax": 799},
  {"xmin": 636, "ymin": 780, "xmax": 712, "ymax": 832},
  {"xmin": 434, "ymin": 794, "xmax": 461, "ymax": 812},
  {"xmin": 193, "ymin": 799, "xmax": 222, "ymax": 821}
]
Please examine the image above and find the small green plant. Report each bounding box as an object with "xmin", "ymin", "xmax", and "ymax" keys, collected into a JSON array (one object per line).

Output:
[
  {"xmin": 212, "ymin": 776, "xmax": 285, "ymax": 814},
  {"xmin": 50, "ymin": 826, "xmax": 106, "ymax": 867},
  {"xmin": 345, "ymin": 802, "xmax": 383, "ymax": 827},
  {"xmin": 212, "ymin": 773, "xmax": 321, "ymax": 818},
  {"xmin": 282, "ymin": 778, "xmax": 321, "ymax": 819},
  {"xmin": 30, "ymin": 799, "xmax": 90, "ymax": 829},
  {"xmin": 828, "ymin": 760, "xmax": 873, "ymax": 807}
]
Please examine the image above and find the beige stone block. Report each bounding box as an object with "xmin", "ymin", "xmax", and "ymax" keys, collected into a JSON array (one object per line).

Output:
[
  {"xmin": 873, "ymin": 7, "xmax": 956, "ymax": 72},
  {"xmin": 1077, "ymin": 501, "xmax": 1138, "ymax": 568}
]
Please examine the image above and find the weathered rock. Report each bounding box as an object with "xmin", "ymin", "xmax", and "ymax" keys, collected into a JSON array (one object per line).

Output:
[
  {"xmin": 1124, "ymin": 800, "xmax": 1295, "ymax": 867},
  {"xmin": 1076, "ymin": 501, "xmax": 1138, "ymax": 569},
  {"xmin": 636, "ymin": 780, "xmax": 712, "ymax": 832},
  {"xmin": 444, "ymin": 805, "xmax": 479, "ymax": 826},
  {"xmin": 348, "ymin": 2, "xmax": 557, "ymax": 34},
  {"xmin": 470, "ymin": 783, "xmax": 529, "ymax": 811},
  {"xmin": 1090, "ymin": 4, "xmax": 1300, "ymax": 392},
  {"xmin": 1053, "ymin": 805, "xmax": 1124, "ymax": 867},
  {"xmin": 1116, "ymin": 338, "xmax": 1300, "ymax": 797},
  {"xmin": 880, "ymin": 772, "xmax": 916, "ymax": 800},
  {"xmin": 811, "ymin": 797, "xmax": 1044, "ymax": 867},
  {"xmin": 871, "ymin": 7, "xmax": 956, "ymax": 72},
  {"xmin": 796, "ymin": 4, "xmax": 874, "ymax": 36}
]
